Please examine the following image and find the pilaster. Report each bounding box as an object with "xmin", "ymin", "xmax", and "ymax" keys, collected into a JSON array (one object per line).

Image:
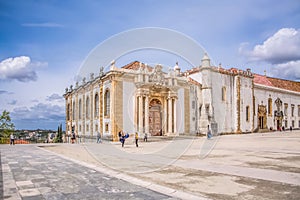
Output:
[
  {"xmin": 236, "ymin": 76, "xmax": 241, "ymax": 133},
  {"xmin": 111, "ymin": 79, "xmax": 123, "ymax": 141},
  {"xmin": 145, "ymin": 95, "xmax": 149, "ymax": 134},
  {"xmin": 168, "ymin": 97, "xmax": 172, "ymax": 134},
  {"xmin": 184, "ymin": 88, "xmax": 190, "ymax": 134},
  {"xmin": 138, "ymin": 96, "xmax": 143, "ymax": 133},
  {"xmin": 99, "ymin": 85, "xmax": 103, "ymax": 136}
]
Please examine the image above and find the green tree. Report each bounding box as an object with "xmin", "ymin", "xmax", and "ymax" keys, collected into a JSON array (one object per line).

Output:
[
  {"xmin": 0, "ymin": 110, "xmax": 15, "ymax": 138},
  {"xmin": 54, "ymin": 123, "xmax": 63, "ymax": 143}
]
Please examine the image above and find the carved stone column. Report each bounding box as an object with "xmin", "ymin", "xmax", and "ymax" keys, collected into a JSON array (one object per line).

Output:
[
  {"xmin": 145, "ymin": 95, "xmax": 149, "ymax": 134},
  {"xmin": 90, "ymin": 90, "xmax": 93, "ymax": 137},
  {"xmin": 168, "ymin": 97, "xmax": 172, "ymax": 134},
  {"xmin": 138, "ymin": 95, "xmax": 143, "ymax": 133},
  {"xmin": 173, "ymin": 98, "xmax": 177, "ymax": 134},
  {"xmin": 164, "ymin": 97, "xmax": 168, "ymax": 135}
]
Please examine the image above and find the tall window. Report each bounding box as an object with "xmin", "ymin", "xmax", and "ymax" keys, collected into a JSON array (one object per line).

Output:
[
  {"xmin": 253, "ymin": 96, "xmax": 256, "ymax": 115},
  {"xmin": 67, "ymin": 104, "xmax": 70, "ymax": 120},
  {"xmin": 104, "ymin": 89, "xmax": 110, "ymax": 116},
  {"xmin": 284, "ymin": 103, "xmax": 288, "ymax": 116},
  {"xmin": 298, "ymin": 105, "xmax": 300, "ymax": 117},
  {"xmin": 222, "ymin": 86, "xmax": 226, "ymax": 101},
  {"xmin": 291, "ymin": 104, "xmax": 295, "ymax": 117},
  {"xmin": 79, "ymin": 99, "xmax": 82, "ymax": 120},
  {"xmin": 268, "ymin": 98, "xmax": 272, "ymax": 116},
  {"xmin": 72, "ymin": 101, "xmax": 76, "ymax": 120},
  {"xmin": 292, "ymin": 120, "xmax": 295, "ymax": 128},
  {"xmin": 105, "ymin": 123, "xmax": 109, "ymax": 132},
  {"xmin": 94, "ymin": 93, "xmax": 99, "ymax": 118},
  {"xmin": 86, "ymin": 96, "xmax": 90, "ymax": 119},
  {"xmin": 246, "ymin": 106, "xmax": 250, "ymax": 122}
]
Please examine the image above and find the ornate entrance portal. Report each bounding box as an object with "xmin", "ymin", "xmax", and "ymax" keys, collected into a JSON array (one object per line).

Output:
[
  {"xmin": 134, "ymin": 64, "xmax": 179, "ymax": 136},
  {"xmin": 258, "ymin": 105, "xmax": 267, "ymax": 129},
  {"xmin": 149, "ymin": 99, "xmax": 162, "ymax": 136},
  {"xmin": 274, "ymin": 98, "xmax": 283, "ymax": 130}
]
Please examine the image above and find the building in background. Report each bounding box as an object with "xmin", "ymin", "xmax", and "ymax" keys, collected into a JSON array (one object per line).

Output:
[{"xmin": 64, "ymin": 54, "xmax": 300, "ymax": 141}]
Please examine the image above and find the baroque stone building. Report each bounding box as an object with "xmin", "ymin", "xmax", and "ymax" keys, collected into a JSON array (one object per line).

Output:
[{"xmin": 64, "ymin": 54, "xmax": 300, "ymax": 141}]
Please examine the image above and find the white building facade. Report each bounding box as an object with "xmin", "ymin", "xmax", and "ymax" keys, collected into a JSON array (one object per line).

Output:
[{"xmin": 64, "ymin": 54, "xmax": 300, "ymax": 141}]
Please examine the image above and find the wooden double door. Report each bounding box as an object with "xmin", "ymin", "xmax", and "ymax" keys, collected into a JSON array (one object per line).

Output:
[{"xmin": 149, "ymin": 100, "xmax": 162, "ymax": 136}]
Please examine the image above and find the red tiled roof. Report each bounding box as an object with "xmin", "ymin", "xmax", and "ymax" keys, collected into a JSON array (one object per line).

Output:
[
  {"xmin": 254, "ymin": 74, "xmax": 300, "ymax": 92},
  {"xmin": 122, "ymin": 61, "xmax": 153, "ymax": 72},
  {"xmin": 253, "ymin": 74, "xmax": 273, "ymax": 86},
  {"xmin": 188, "ymin": 77, "xmax": 201, "ymax": 86},
  {"xmin": 184, "ymin": 67, "xmax": 200, "ymax": 75}
]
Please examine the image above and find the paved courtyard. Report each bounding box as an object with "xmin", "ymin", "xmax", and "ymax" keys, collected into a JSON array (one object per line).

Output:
[{"xmin": 1, "ymin": 130, "xmax": 300, "ymax": 199}]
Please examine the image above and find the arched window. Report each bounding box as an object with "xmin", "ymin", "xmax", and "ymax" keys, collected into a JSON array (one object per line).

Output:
[
  {"xmin": 284, "ymin": 103, "xmax": 288, "ymax": 116},
  {"xmin": 268, "ymin": 98, "xmax": 272, "ymax": 116},
  {"xmin": 72, "ymin": 101, "xmax": 76, "ymax": 120},
  {"xmin": 104, "ymin": 89, "xmax": 110, "ymax": 116},
  {"xmin": 222, "ymin": 86, "xmax": 226, "ymax": 101},
  {"xmin": 79, "ymin": 99, "xmax": 82, "ymax": 120},
  {"xmin": 246, "ymin": 106, "xmax": 250, "ymax": 122},
  {"xmin": 67, "ymin": 104, "xmax": 70, "ymax": 120},
  {"xmin": 86, "ymin": 96, "xmax": 90, "ymax": 119},
  {"xmin": 94, "ymin": 93, "xmax": 99, "ymax": 118}
]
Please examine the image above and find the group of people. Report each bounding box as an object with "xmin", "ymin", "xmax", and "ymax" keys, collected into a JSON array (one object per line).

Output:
[
  {"xmin": 118, "ymin": 131, "xmax": 148, "ymax": 147},
  {"xmin": 118, "ymin": 130, "xmax": 130, "ymax": 147}
]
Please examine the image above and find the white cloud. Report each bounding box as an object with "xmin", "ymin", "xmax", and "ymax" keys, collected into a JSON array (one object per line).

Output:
[
  {"xmin": 46, "ymin": 93, "xmax": 64, "ymax": 102},
  {"xmin": 0, "ymin": 56, "xmax": 47, "ymax": 82},
  {"xmin": 12, "ymin": 103, "xmax": 65, "ymax": 122},
  {"xmin": 22, "ymin": 22, "xmax": 64, "ymax": 28},
  {"xmin": 246, "ymin": 28, "xmax": 300, "ymax": 64},
  {"xmin": 0, "ymin": 90, "xmax": 13, "ymax": 95},
  {"xmin": 270, "ymin": 60, "xmax": 300, "ymax": 81},
  {"xmin": 8, "ymin": 100, "xmax": 17, "ymax": 105},
  {"xmin": 239, "ymin": 28, "xmax": 300, "ymax": 80}
]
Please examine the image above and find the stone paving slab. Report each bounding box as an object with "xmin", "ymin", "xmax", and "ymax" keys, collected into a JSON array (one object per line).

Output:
[
  {"xmin": 42, "ymin": 131, "xmax": 300, "ymax": 199},
  {"xmin": 0, "ymin": 145, "xmax": 191, "ymax": 200},
  {"xmin": 2, "ymin": 131, "xmax": 300, "ymax": 200},
  {"xmin": 174, "ymin": 160, "xmax": 300, "ymax": 185}
]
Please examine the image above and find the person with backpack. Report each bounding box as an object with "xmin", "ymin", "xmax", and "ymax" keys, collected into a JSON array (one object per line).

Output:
[
  {"xmin": 135, "ymin": 132, "xmax": 139, "ymax": 147},
  {"xmin": 10, "ymin": 133, "xmax": 15, "ymax": 145}
]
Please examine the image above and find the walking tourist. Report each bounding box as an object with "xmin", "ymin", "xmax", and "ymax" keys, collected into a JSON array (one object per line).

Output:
[
  {"xmin": 135, "ymin": 132, "xmax": 139, "ymax": 147},
  {"xmin": 10, "ymin": 133, "xmax": 15, "ymax": 145},
  {"xmin": 121, "ymin": 131, "xmax": 125, "ymax": 147},
  {"xmin": 71, "ymin": 132, "xmax": 76, "ymax": 144},
  {"xmin": 96, "ymin": 131, "xmax": 102, "ymax": 143},
  {"xmin": 207, "ymin": 125, "xmax": 212, "ymax": 139}
]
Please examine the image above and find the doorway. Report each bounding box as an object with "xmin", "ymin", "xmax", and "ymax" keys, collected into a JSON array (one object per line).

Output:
[
  {"xmin": 149, "ymin": 99, "xmax": 162, "ymax": 136},
  {"xmin": 258, "ymin": 105, "xmax": 267, "ymax": 129}
]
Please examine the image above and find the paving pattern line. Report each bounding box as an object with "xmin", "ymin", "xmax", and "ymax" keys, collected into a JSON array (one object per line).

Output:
[
  {"xmin": 174, "ymin": 160, "xmax": 300, "ymax": 186},
  {"xmin": 39, "ymin": 145, "xmax": 209, "ymax": 200}
]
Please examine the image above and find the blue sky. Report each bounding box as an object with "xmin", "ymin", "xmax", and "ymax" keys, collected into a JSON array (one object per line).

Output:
[{"xmin": 0, "ymin": 0, "xmax": 299, "ymax": 130}]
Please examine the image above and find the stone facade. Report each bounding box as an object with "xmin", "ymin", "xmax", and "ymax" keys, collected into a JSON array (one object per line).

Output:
[{"xmin": 64, "ymin": 54, "xmax": 300, "ymax": 140}]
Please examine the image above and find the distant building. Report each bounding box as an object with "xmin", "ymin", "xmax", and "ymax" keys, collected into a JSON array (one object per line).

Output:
[{"xmin": 64, "ymin": 54, "xmax": 300, "ymax": 141}]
